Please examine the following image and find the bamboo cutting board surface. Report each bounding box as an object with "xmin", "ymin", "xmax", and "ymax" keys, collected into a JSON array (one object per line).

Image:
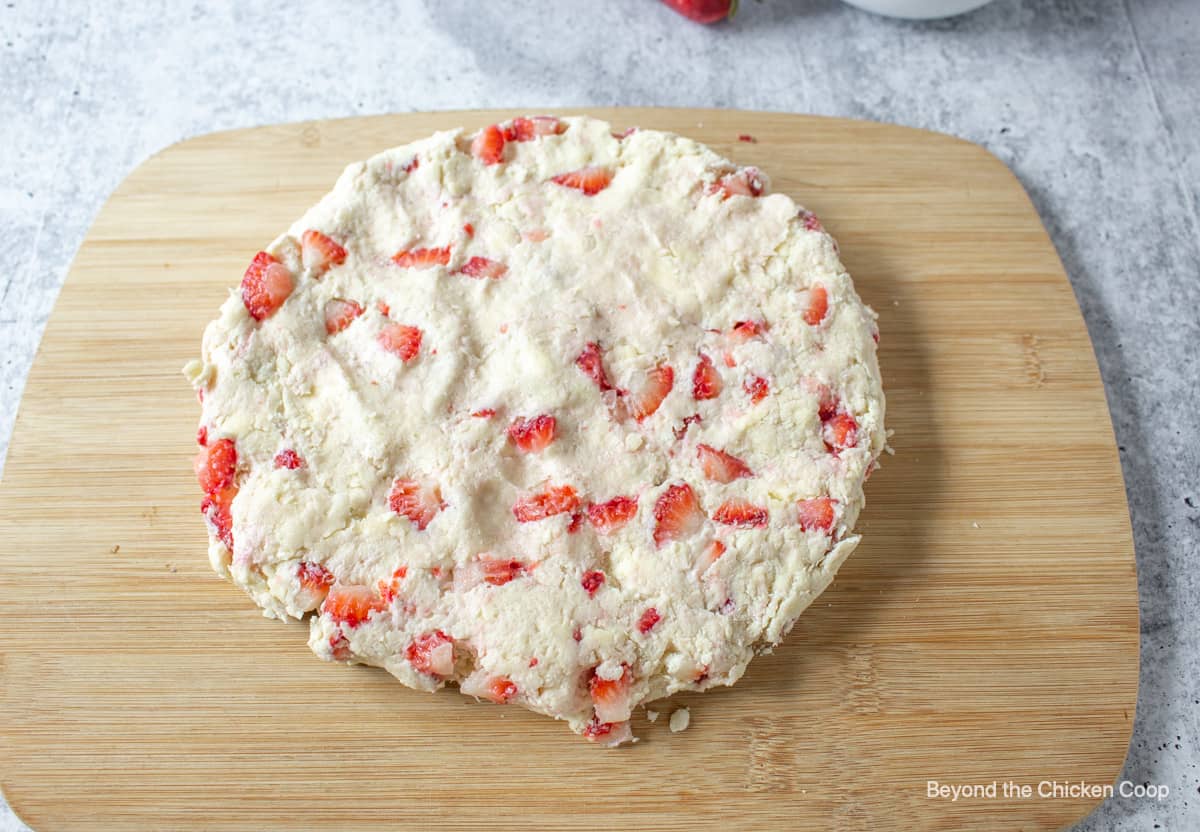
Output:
[{"xmin": 0, "ymin": 109, "xmax": 1137, "ymax": 831}]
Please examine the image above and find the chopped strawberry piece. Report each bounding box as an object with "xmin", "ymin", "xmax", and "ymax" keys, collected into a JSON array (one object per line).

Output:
[
  {"xmin": 673, "ymin": 413, "xmax": 702, "ymax": 441},
  {"xmin": 241, "ymin": 251, "xmax": 294, "ymax": 321},
  {"xmin": 589, "ymin": 664, "xmax": 633, "ymax": 724},
  {"xmin": 480, "ymin": 555, "xmax": 527, "ymax": 587},
  {"xmin": 692, "ymin": 353, "xmax": 722, "ymax": 400},
  {"xmin": 581, "ymin": 570, "xmax": 605, "ymax": 597},
  {"xmin": 699, "ymin": 539, "xmax": 726, "ymax": 570},
  {"xmin": 573, "ymin": 628, "xmax": 583, "ymax": 642},
  {"xmin": 298, "ymin": 561, "xmax": 334, "ymax": 593},
  {"xmin": 328, "ymin": 631, "xmax": 351, "ymax": 661},
  {"xmin": 712, "ymin": 167, "xmax": 764, "ymax": 199},
  {"xmin": 471, "ymin": 124, "xmax": 506, "ymax": 165},
  {"xmin": 652, "ymin": 483, "xmax": 704, "ymax": 547},
  {"xmin": 457, "ymin": 256, "xmax": 508, "ymax": 279},
  {"xmin": 200, "ymin": 485, "xmax": 236, "ymax": 549},
  {"xmin": 567, "ymin": 512, "xmax": 584, "ymax": 534},
  {"xmin": 551, "ymin": 167, "xmax": 613, "ymax": 196},
  {"xmin": 696, "ymin": 443, "xmax": 753, "ymax": 483},
  {"xmin": 274, "ymin": 449, "xmax": 304, "ymax": 469},
  {"xmin": 194, "ymin": 438, "xmax": 237, "ymax": 494},
  {"xmin": 744, "ymin": 375, "xmax": 770, "ymax": 404},
  {"xmin": 388, "ymin": 477, "xmax": 444, "ymax": 530},
  {"xmin": 322, "ymin": 584, "xmax": 387, "ymax": 628},
  {"xmin": 575, "ymin": 342, "xmax": 614, "ymax": 391},
  {"xmin": 729, "ymin": 319, "xmax": 767, "ymax": 343},
  {"xmin": 378, "ymin": 323, "xmax": 423, "ymax": 361},
  {"xmin": 376, "ymin": 300, "xmax": 391, "ymax": 316},
  {"xmin": 822, "ymin": 411, "xmax": 859, "ymax": 452},
  {"xmin": 637, "ymin": 607, "xmax": 661, "ymax": 634},
  {"xmin": 196, "ymin": 425, "xmax": 208, "ymax": 446},
  {"xmin": 586, "ymin": 495, "xmax": 639, "ymax": 535},
  {"xmin": 507, "ymin": 414, "xmax": 557, "ymax": 453},
  {"xmin": 713, "ymin": 499, "xmax": 769, "ymax": 528},
  {"xmin": 377, "ymin": 566, "xmax": 408, "ymax": 603},
  {"xmin": 797, "ymin": 497, "xmax": 836, "ymax": 533},
  {"xmin": 529, "ymin": 657, "xmax": 539, "ymax": 668},
  {"xmin": 463, "ymin": 223, "xmax": 474, "ymax": 237},
  {"xmin": 301, "ymin": 229, "xmax": 347, "ymax": 274},
  {"xmin": 471, "ymin": 408, "xmax": 497, "ymax": 418},
  {"xmin": 805, "ymin": 380, "xmax": 838, "ymax": 421},
  {"xmin": 628, "ymin": 364, "xmax": 674, "ymax": 421},
  {"xmin": 391, "ymin": 246, "xmax": 451, "ymax": 269},
  {"xmin": 512, "ymin": 484, "xmax": 580, "ymax": 522},
  {"xmin": 485, "ymin": 676, "xmax": 518, "ymax": 703},
  {"xmin": 738, "ymin": 133, "xmax": 757, "ymax": 143},
  {"xmin": 799, "ymin": 209, "xmax": 826, "ymax": 233},
  {"xmin": 322, "ymin": 298, "xmax": 363, "ymax": 334},
  {"xmin": 406, "ymin": 630, "xmax": 455, "ymax": 676},
  {"xmin": 505, "ymin": 116, "xmax": 565, "ymax": 141},
  {"xmin": 402, "ymin": 156, "xmax": 419, "ymax": 174},
  {"xmin": 803, "ymin": 284, "xmax": 829, "ymax": 326},
  {"xmin": 583, "ymin": 717, "xmax": 616, "ymax": 740}
]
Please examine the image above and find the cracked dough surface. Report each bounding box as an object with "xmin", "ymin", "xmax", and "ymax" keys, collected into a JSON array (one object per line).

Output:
[{"xmin": 185, "ymin": 115, "xmax": 885, "ymax": 744}]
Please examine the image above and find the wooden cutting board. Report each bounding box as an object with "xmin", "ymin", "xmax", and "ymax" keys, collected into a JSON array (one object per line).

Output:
[{"xmin": 0, "ymin": 109, "xmax": 1137, "ymax": 831}]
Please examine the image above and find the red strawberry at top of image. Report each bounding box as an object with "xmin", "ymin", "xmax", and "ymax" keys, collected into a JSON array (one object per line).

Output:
[{"xmin": 661, "ymin": 0, "xmax": 737, "ymax": 23}]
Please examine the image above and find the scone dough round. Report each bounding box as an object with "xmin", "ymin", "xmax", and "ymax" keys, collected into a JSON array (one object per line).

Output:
[{"xmin": 186, "ymin": 115, "xmax": 886, "ymax": 744}]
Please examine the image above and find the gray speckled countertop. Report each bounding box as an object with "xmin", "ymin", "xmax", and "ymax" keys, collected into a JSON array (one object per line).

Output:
[{"xmin": 2, "ymin": 1, "xmax": 1196, "ymax": 829}]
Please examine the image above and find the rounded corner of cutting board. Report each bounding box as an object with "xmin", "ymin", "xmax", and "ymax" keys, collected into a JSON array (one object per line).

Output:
[{"xmin": 0, "ymin": 107, "xmax": 1143, "ymax": 831}]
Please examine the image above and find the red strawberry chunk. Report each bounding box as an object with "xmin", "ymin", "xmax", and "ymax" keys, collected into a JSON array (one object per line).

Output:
[
  {"xmin": 324, "ymin": 298, "xmax": 364, "ymax": 335},
  {"xmin": 378, "ymin": 323, "xmax": 423, "ymax": 361},
  {"xmin": 551, "ymin": 167, "xmax": 613, "ymax": 196},
  {"xmin": 388, "ymin": 477, "xmax": 444, "ymax": 530},
  {"xmin": 699, "ymin": 539, "xmax": 726, "ymax": 570},
  {"xmin": 274, "ymin": 449, "xmax": 304, "ymax": 469},
  {"xmin": 799, "ymin": 209, "xmax": 826, "ymax": 233},
  {"xmin": 196, "ymin": 425, "xmax": 208, "ymax": 446},
  {"xmin": 575, "ymin": 342, "xmax": 614, "ymax": 391},
  {"xmin": 629, "ymin": 364, "xmax": 674, "ymax": 421},
  {"xmin": 194, "ymin": 438, "xmax": 237, "ymax": 494},
  {"xmin": 712, "ymin": 167, "xmax": 765, "ymax": 199},
  {"xmin": 581, "ymin": 570, "xmax": 606, "ymax": 597},
  {"xmin": 471, "ymin": 408, "xmax": 497, "ymax": 418},
  {"xmin": 797, "ymin": 497, "xmax": 836, "ymax": 533},
  {"xmin": 673, "ymin": 413, "xmax": 702, "ymax": 441},
  {"xmin": 407, "ymin": 630, "xmax": 455, "ymax": 677},
  {"xmin": 512, "ymin": 485, "xmax": 580, "ymax": 522},
  {"xmin": 583, "ymin": 717, "xmax": 616, "ymax": 740},
  {"xmin": 729, "ymin": 319, "xmax": 767, "ymax": 343},
  {"xmin": 377, "ymin": 566, "xmax": 408, "ymax": 603},
  {"xmin": 637, "ymin": 607, "xmax": 661, "ymax": 634},
  {"xmin": 200, "ymin": 485, "xmax": 236, "ymax": 549},
  {"xmin": 586, "ymin": 495, "xmax": 639, "ymax": 535},
  {"xmin": 744, "ymin": 375, "xmax": 770, "ymax": 404},
  {"xmin": 822, "ymin": 411, "xmax": 859, "ymax": 452},
  {"xmin": 567, "ymin": 512, "xmax": 584, "ymax": 534},
  {"xmin": 241, "ymin": 251, "xmax": 294, "ymax": 321},
  {"xmin": 692, "ymin": 353, "xmax": 723, "ymax": 400},
  {"xmin": 803, "ymin": 284, "xmax": 829, "ymax": 326},
  {"xmin": 463, "ymin": 223, "xmax": 474, "ymax": 237},
  {"xmin": 301, "ymin": 229, "xmax": 348, "ymax": 274},
  {"xmin": 653, "ymin": 483, "xmax": 704, "ymax": 547},
  {"xmin": 696, "ymin": 443, "xmax": 753, "ymax": 483},
  {"xmin": 322, "ymin": 584, "xmax": 387, "ymax": 628},
  {"xmin": 328, "ymin": 631, "xmax": 351, "ymax": 661},
  {"xmin": 298, "ymin": 561, "xmax": 334, "ymax": 593},
  {"xmin": 486, "ymin": 676, "xmax": 518, "ymax": 703},
  {"xmin": 505, "ymin": 116, "xmax": 565, "ymax": 141},
  {"xmin": 480, "ymin": 555, "xmax": 527, "ymax": 587},
  {"xmin": 457, "ymin": 256, "xmax": 508, "ymax": 279},
  {"xmin": 738, "ymin": 133, "xmax": 757, "ymax": 143},
  {"xmin": 713, "ymin": 499, "xmax": 769, "ymax": 528},
  {"xmin": 507, "ymin": 414, "xmax": 557, "ymax": 453},
  {"xmin": 391, "ymin": 246, "xmax": 451, "ymax": 269},
  {"xmin": 589, "ymin": 664, "xmax": 633, "ymax": 724},
  {"xmin": 471, "ymin": 124, "xmax": 506, "ymax": 165}
]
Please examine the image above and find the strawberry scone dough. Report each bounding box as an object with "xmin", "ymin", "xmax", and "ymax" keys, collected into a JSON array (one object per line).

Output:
[{"xmin": 185, "ymin": 115, "xmax": 886, "ymax": 745}]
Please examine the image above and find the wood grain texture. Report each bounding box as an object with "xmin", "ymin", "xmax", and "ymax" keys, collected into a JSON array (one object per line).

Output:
[{"xmin": 0, "ymin": 109, "xmax": 1137, "ymax": 831}]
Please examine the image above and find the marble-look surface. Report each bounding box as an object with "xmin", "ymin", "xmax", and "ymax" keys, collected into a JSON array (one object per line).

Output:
[{"xmin": 1, "ymin": 1, "xmax": 1196, "ymax": 828}]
